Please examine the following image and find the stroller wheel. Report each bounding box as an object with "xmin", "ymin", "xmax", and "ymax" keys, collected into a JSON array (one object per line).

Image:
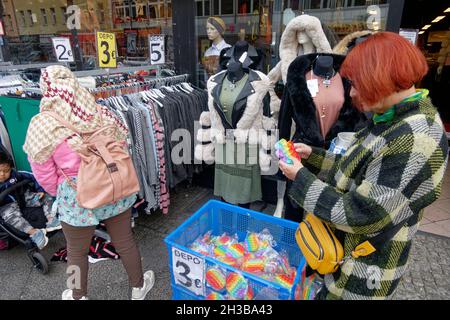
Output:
[{"xmin": 31, "ymin": 252, "xmax": 49, "ymax": 274}]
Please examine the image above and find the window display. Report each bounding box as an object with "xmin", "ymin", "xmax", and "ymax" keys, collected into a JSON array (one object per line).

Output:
[{"xmin": 195, "ymin": 0, "xmax": 391, "ymax": 86}]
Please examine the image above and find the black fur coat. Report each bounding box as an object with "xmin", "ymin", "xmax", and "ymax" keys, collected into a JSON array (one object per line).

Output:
[{"xmin": 278, "ymin": 53, "xmax": 367, "ymax": 148}]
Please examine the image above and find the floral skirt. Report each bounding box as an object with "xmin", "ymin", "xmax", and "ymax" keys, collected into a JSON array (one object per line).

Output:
[{"xmin": 56, "ymin": 178, "xmax": 137, "ymax": 227}]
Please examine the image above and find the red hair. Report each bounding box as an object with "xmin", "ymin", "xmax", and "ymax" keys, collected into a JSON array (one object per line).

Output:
[{"xmin": 340, "ymin": 32, "xmax": 428, "ymax": 106}]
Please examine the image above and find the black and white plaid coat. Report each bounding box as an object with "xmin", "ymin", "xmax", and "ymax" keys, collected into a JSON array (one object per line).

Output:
[{"xmin": 289, "ymin": 97, "xmax": 448, "ymax": 300}]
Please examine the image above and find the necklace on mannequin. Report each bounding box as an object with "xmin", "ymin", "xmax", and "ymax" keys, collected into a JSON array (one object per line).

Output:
[{"xmin": 312, "ymin": 69, "xmax": 336, "ymax": 88}]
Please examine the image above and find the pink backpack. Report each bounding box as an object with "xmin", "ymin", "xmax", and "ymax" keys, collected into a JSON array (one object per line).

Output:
[{"xmin": 42, "ymin": 108, "xmax": 140, "ymax": 209}]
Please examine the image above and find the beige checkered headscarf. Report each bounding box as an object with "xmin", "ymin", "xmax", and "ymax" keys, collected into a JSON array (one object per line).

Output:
[{"xmin": 23, "ymin": 65, "xmax": 127, "ymax": 164}]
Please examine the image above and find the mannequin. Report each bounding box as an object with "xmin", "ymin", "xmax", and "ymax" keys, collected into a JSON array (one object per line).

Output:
[
  {"xmin": 195, "ymin": 48, "xmax": 280, "ymax": 208},
  {"xmin": 277, "ymin": 52, "xmax": 366, "ymax": 222},
  {"xmin": 219, "ymin": 40, "xmax": 265, "ymax": 72},
  {"xmin": 269, "ymin": 15, "xmax": 333, "ymax": 218},
  {"xmin": 204, "ymin": 17, "xmax": 231, "ymax": 77}
]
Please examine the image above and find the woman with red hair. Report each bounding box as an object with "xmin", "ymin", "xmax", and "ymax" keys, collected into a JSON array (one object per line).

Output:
[{"xmin": 279, "ymin": 32, "xmax": 448, "ymax": 300}]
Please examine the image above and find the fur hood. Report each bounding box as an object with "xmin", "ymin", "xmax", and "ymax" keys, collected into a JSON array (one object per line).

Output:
[
  {"xmin": 279, "ymin": 53, "xmax": 367, "ymax": 148},
  {"xmin": 333, "ymin": 30, "xmax": 374, "ymax": 55},
  {"xmin": 268, "ymin": 14, "xmax": 332, "ymax": 84}
]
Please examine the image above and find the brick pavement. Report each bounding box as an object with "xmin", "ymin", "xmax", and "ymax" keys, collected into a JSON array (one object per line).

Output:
[{"xmin": 0, "ymin": 185, "xmax": 449, "ymax": 300}]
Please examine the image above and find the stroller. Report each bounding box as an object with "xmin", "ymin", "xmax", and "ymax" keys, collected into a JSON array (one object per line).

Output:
[{"xmin": 0, "ymin": 179, "xmax": 58, "ymax": 274}]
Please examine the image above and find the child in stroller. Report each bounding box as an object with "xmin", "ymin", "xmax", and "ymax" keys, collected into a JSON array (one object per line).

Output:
[{"xmin": 0, "ymin": 150, "xmax": 61, "ymax": 250}]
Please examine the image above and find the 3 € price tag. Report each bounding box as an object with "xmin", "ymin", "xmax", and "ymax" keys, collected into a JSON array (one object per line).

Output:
[
  {"xmin": 97, "ymin": 31, "xmax": 117, "ymax": 68},
  {"xmin": 51, "ymin": 37, "xmax": 74, "ymax": 62},
  {"xmin": 149, "ymin": 35, "xmax": 165, "ymax": 65},
  {"xmin": 172, "ymin": 247, "xmax": 205, "ymax": 296}
]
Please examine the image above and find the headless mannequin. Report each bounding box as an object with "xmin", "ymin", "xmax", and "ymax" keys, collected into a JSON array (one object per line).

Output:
[{"xmin": 218, "ymin": 57, "xmax": 254, "ymax": 209}]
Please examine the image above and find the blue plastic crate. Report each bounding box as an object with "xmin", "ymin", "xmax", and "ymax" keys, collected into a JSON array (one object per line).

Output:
[{"xmin": 165, "ymin": 200, "xmax": 306, "ymax": 300}]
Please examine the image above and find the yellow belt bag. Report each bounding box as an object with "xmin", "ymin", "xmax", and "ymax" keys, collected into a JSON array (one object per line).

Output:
[{"xmin": 295, "ymin": 213, "xmax": 378, "ymax": 275}]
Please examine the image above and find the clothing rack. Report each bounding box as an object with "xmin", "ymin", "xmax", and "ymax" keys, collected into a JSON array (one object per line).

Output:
[{"xmin": 88, "ymin": 74, "xmax": 190, "ymax": 94}]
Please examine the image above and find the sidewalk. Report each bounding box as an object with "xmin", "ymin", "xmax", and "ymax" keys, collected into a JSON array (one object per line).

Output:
[{"xmin": 0, "ymin": 166, "xmax": 449, "ymax": 300}]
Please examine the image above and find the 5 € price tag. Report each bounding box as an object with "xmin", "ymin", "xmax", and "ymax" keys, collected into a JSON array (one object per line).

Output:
[
  {"xmin": 97, "ymin": 31, "xmax": 117, "ymax": 68},
  {"xmin": 149, "ymin": 35, "xmax": 165, "ymax": 65},
  {"xmin": 172, "ymin": 247, "xmax": 205, "ymax": 296},
  {"xmin": 51, "ymin": 37, "xmax": 74, "ymax": 62}
]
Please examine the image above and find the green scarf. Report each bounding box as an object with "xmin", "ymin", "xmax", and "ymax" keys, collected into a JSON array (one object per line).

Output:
[{"xmin": 373, "ymin": 89, "xmax": 429, "ymax": 124}]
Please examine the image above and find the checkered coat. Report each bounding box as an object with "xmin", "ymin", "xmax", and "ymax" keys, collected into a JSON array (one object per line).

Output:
[{"xmin": 289, "ymin": 97, "xmax": 448, "ymax": 300}]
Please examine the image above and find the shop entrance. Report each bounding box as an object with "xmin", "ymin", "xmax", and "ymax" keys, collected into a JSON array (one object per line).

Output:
[{"xmin": 400, "ymin": 0, "xmax": 450, "ymax": 135}]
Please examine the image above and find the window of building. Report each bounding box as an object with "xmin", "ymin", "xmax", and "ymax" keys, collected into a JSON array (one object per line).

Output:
[
  {"xmin": 221, "ymin": 0, "xmax": 234, "ymax": 15},
  {"xmin": 41, "ymin": 8, "xmax": 48, "ymax": 26},
  {"xmin": 61, "ymin": 7, "xmax": 67, "ymax": 25},
  {"xmin": 19, "ymin": 10, "xmax": 26, "ymax": 28},
  {"xmin": 50, "ymin": 8, "xmax": 57, "ymax": 25},
  {"xmin": 27, "ymin": 10, "xmax": 34, "ymax": 26},
  {"xmin": 196, "ymin": 0, "xmax": 203, "ymax": 16},
  {"xmin": 238, "ymin": 0, "xmax": 250, "ymax": 14}
]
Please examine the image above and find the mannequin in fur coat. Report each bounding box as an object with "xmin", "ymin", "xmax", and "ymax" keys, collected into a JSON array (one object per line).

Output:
[
  {"xmin": 195, "ymin": 50, "xmax": 280, "ymax": 206},
  {"xmin": 268, "ymin": 14, "xmax": 333, "ymax": 217}
]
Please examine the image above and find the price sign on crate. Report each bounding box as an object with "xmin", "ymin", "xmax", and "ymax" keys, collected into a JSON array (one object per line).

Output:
[
  {"xmin": 172, "ymin": 247, "xmax": 205, "ymax": 296},
  {"xmin": 148, "ymin": 35, "xmax": 165, "ymax": 65},
  {"xmin": 51, "ymin": 37, "xmax": 74, "ymax": 62}
]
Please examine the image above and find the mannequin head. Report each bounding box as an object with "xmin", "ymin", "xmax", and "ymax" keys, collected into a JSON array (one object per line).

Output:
[
  {"xmin": 297, "ymin": 31, "xmax": 315, "ymax": 55},
  {"xmin": 207, "ymin": 17, "xmax": 226, "ymax": 44}
]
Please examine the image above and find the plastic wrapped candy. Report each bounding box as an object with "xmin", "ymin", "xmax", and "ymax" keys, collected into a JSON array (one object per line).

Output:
[
  {"xmin": 244, "ymin": 286, "xmax": 254, "ymax": 300},
  {"xmin": 273, "ymin": 274, "xmax": 295, "ymax": 289},
  {"xmin": 226, "ymin": 243, "xmax": 246, "ymax": 259},
  {"xmin": 205, "ymin": 267, "xmax": 226, "ymax": 292},
  {"xmin": 276, "ymin": 251, "xmax": 291, "ymax": 275},
  {"xmin": 226, "ymin": 272, "xmax": 249, "ymax": 300},
  {"xmin": 206, "ymin": 292, "xmax": 226, "ymax": 300},
  {"xmin": 241, "ymin": 258, "xmax": 265, "ymax": 274},
  {"xmin": 213, "ymin": 245, "xmax": 228, "ymax": 257},
  {"xmin": 217, "ymin": 256, "xmax": 241, "ymax": 269},
  {"xmin": 212, "ymin": 232, "xmax": 238, "ymax": 247},
  {"xmin": 244, "ymin": 232, "xmax": 260, "ymax": 252},
  {"xmin": 257, "ymin": 228, "xmax": 276, "ymax": 248}
]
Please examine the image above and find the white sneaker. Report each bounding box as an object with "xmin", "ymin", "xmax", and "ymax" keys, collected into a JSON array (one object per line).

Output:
[
  {"xmin": 131, "ymin": 270, "xmax": 155, "ymax": 300},
  {"xmin": 61, "ymin": 289, "xmax": 88, "ymax": 300}
]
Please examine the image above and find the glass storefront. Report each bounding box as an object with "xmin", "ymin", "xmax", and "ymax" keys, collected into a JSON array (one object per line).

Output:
[
  {"xmin": 194, "ymin": 0, "xmax": 391, "ymax": 86},
  {"xmin": 0, "ymin": 0, "xmax": 174, "ymax": 69}
]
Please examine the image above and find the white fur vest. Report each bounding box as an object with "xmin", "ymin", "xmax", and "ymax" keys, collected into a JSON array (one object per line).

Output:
[{"xmin": 195, "ymin": 69, "xmax": 280, "ymax": 172}]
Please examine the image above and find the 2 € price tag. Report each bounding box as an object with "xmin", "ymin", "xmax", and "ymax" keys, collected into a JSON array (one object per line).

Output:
[
  {"xmin": 149, "ymin": 35, "xmax": 165, "ymax": 65},
  {"xmin": 51, "ymin": 37, "xmax": 74, "ymax": 62},
  {"xmin": 172, "ymin": 247, "xmax": 205, "ymax": 296},
  {"xmin": 97, "ymin": 31, "xmax": 117, "ymax": 68}
]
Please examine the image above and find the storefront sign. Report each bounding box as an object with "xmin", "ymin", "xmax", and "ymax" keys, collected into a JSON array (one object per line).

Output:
[
  {"xmin": 51, "ymin": 37, "xmax": 74, "ymax": 62},
  {"xmin": 171, "ymin": 247, "xmax": 205, "ymax": 296},
  {"xmin": 399, "ymin": 29, "xmax": 419, "ymax": 45},
  {"xmin": 96, "ymin": 31, "xmax": 117, "ymax": 68},
  {"xmin": 149, "ymin": 35, "xmax": 165, "ymax": 65}
]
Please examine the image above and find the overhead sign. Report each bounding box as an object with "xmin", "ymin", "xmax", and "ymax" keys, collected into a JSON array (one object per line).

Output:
[
  {"xmin": 171, "ymin": 247, "xmax": 205, "ymax": 296},
  {"xmin": 51, "ymin": 37, "xmax": 74, "ymax": 62},
  {"xmin": 148, "ymin": 35, "xmax": 165, "ymax": 65},
  {"xmin": 96, "ymin": 31, "xmax": 117, "ymax": 68},
  {"xmin": 399, "ymin": 29, "xmax": 419, "ymax": 46}
]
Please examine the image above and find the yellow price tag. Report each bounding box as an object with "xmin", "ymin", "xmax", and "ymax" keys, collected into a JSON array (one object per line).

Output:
[{"xmin": 96, "ymin": 31, "xmax": 117, "ymax": 68}]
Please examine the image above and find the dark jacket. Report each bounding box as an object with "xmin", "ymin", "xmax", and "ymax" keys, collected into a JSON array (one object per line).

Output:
[
  {"xmin": 278, "ymin": 53, "xmax": 367, "ymax": 148},
  {"xmin": 0, "ymin": 170, "xmax": 43, "ymax": 205}
]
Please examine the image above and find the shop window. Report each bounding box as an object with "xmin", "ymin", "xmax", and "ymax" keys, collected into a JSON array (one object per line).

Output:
[
  {"xmin": 41, "ymin": 9, "xmax": 48, "ymax": 26},
  {"xmin": 212, "ymin": 0, "xmax": 220, "ymax": 15},
  {"xmin": 50, "ymin": 8, "xmax": 57, "ymax": 25},
  {"xmin": 196, "ymin": 0, "xmax": 203, "ymax": 16},
  {"xmin": 309, "ymin": 0, "xmax": 321, "ymax": 9},
  {"xmin": 354, "ymin": 0, "xmax": 368, "ymax": 6},
  {"xmin": 205, "ymin": 1, "xmax": 211, "ymax": 16},
  {"xmin": 221, "ymin": 0, "xmax": 234, "ymax": 15},
  {"xmin": 238, "ymin": 0, "xmax": 250, "ymax": 14}
]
